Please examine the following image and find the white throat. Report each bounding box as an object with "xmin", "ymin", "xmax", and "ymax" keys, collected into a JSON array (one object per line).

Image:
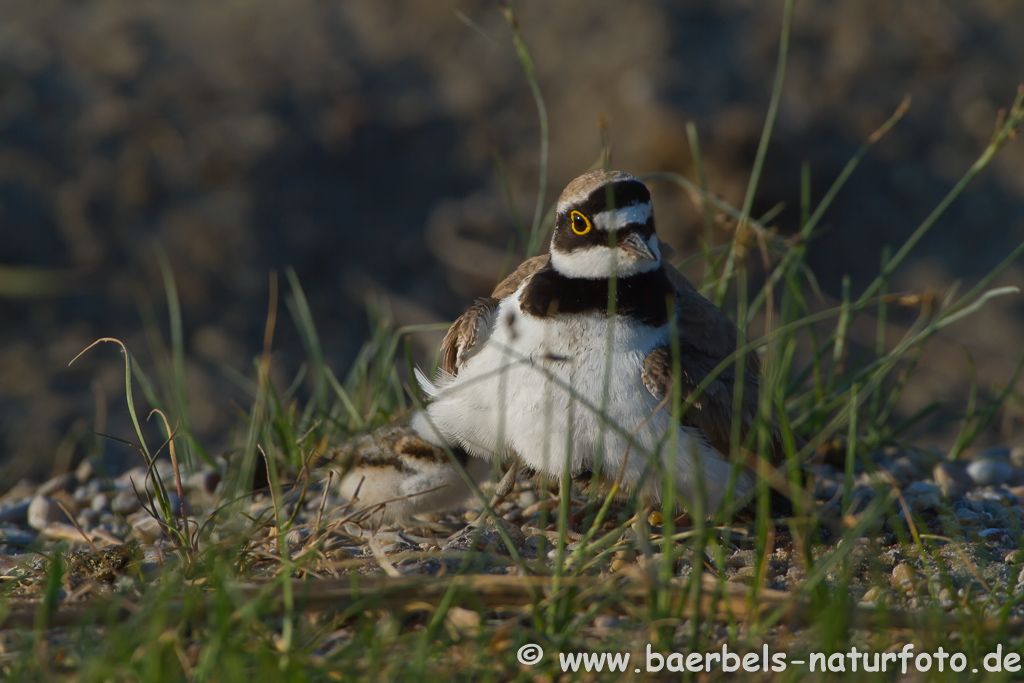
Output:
[{"xmin": 549, "ymin": 235, "xmax": 661, "ymax": 279}]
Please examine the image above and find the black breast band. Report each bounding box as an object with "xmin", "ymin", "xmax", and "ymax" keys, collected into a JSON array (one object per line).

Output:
[{"xmin": 519, "ymin": 266, "xmax": 673, "ymax": 327}]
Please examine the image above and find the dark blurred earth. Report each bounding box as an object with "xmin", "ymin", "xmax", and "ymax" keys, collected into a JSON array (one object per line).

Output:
[{"xmin": 1, "ymin": 0, "xmax": 1023, "ymax": 483}]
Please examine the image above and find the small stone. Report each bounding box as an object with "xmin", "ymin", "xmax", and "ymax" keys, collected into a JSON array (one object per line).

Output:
[
  {"xmin": 517, "ymin": 491, "xmax": 538, "ymax": 508},
  {"xmin": 933, "ymin": 461, "xmax": 972, "ymax": 497},
  {"xmin": 522, "ymin": 498, "xmax": 558, "ymax": 517},
  {"xmin": 153, "ymin": 460, "xmax": 176, "ymax": 483},
  {"xmin": 117, "ymin": 466, "xmax": 149, "ymax": 488},
  {"xmin": 444, "ymin": 517, "xmax": 525, "ymax": 555},
  {"xmin": 861, "ymin": 586, "xmax": 883, "ymax": 604},
  {"xmin": 728, "ymin": 554, "xmax": 748, "ymax": 569},
  {"xmin": 82, "ymin": 480, "xmax": 104, "ymax": 498},
  {"xmin": 326, "ymin": 548, "xmax": 353, "ymax": 562},
  {"xmin": 905, "ymin": 481, "xmax": 942, "ymax": 497},
  {"xmin": 0, "ymin": 528, "xmax": 36, "ymax": 546},
  {"xmin": 75, "ymin": 458, "xmax": 95, "ymax": 483},
  {"xmin": 111, "ymin": 489, "xmax": 141, "ymax": 515},
  {"xmin": 524, "ymin": 535, "xmax": 546, "ymax": 554},
  {"xmin": 72, "ymin": 486, "xmax": 92, "ymax": 506},
  {"xmin": 286, "ymin": 528, "xmax": 311, "ymax": 549},
  {"xmin": 0, "ymin": 501, "xmax": 31, "ymax": 524},
  {"xmin": 883, "ymin": 455, "xmax": 922, "ymax": 487},
  {"xmin": 614, "ymin": 548, "xmax": 637, "ymax": 563},
  {"xmin": 979, "ymin": 446, "xmax": 1013, "ymax": 461},
  {"xmin": 891, "ymin": 563, "xmax": 916, "ymax": 590},
  {"xmin": 904, "ymin": 481, "xmax": 943, "ymax": 509},
  {"xmin": 28, "ymin": 496, "xmax": 66, "ymax": 530},
  {"xmin": 128, "ymin": 512, "xmax": 163, "ymax": 543},
  {"xmin": 593, "ymin": 615, "xmax": 621, "ymax": 630},
  {"xmin": 37, "ymin": 473, "xmax": 73, "ymax": 497},
  {"xmin": 91, "ymin": 493, "xmax": 109, "ymax": 512},
  {"xmin": 1, "ymin": 479, "xmax": 36, "ymax": 502},
  {"xmin": 912, "ymin": 493, "xmax": 942, "ymax": 510},
  {"xmin": 845, "ymin": 490, "xmax": 874, "ymax": 516},
  {"xmin": 1005, "ymin": 550, "xmax": 1023, "ymax": 564},
  {"xmin": 118, "ymin": 462, "xmax": 174, "ymax": 491},
  {"xmin": 648, "ymin": 511, "xmax": 663, "ymax": 526},
  {"xmin": 978, "ymin": 528, "xmax": 1005, "ymax": 542},
  {"xmin": 813, "ymin": 478, "xmax": 839, "ymax": 500},
  {"xmin": 970, "ymin": 499, "xmax": 1007, "ymax": 520},
  {"xmin": 977, "ymin": 489, "xmax": 1016, "ymax": 505},
  {"xmin": 77, "ymin": 508, "xmax": 100, "ymax": 529},
  {"xmin": 966, "ymin": 459, "xmax": 1012, "ymax": 487},
  {"xmin": 1009, "ymin": 447, "xmax": 1024, "ymax": 469},
  {"xmin": 190, "ymin": 470, "xmax": 222, "ymax": 497},
  {"xmin": 164, "ymin": 492, "xmax": 183, "ymax": 516},
  {"xmin": 954, "ymin": 507, "xmax": 983, "ymax": 525},
  {"xmin": 503, "ymin": 509, "xmax": 523, "ymax": 524},
  {"xmin": 40, "ymin": 523, "xmax": 89, "ymax": 543},
  {"xmin": 548, "ymin": 544, "xmax": 582, "ymax": 561},
  {"xmin": 249, "ymin": 500, "xmax": 272, "ymax": 518},
  {"xmin": 444, "ymin": 607, "xmax": 480, "ymax": 637}
]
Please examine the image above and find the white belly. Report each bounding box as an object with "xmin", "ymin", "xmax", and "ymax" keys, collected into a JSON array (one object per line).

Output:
[{"xmin": 415, "ymin": 292, "xmax": 748, "ymax": 510}]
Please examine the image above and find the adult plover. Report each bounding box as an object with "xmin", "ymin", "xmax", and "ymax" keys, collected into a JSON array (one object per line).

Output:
[{"xmin": 409, "ymin": 170, "xmax": 783, "ymax": 517}]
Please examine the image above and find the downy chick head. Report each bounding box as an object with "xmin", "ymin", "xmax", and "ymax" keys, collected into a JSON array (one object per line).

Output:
[{"xmin": 549, "ymin": 170, "xmax": 661, "ymax": 279}]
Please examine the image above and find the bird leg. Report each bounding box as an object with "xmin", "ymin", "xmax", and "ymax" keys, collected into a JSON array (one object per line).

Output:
[
  {"xmin": 470, "ymin": 460, "xmax": 520, "ymax": 527},
  {"xmin": 489, "ymin": 459, "xmax": 520, "ymax": 509}
]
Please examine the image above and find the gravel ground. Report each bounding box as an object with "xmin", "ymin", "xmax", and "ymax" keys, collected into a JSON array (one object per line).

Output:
[{"xmin": 3, "ymin": 428, "xmax": 1024, "ymax": 621}]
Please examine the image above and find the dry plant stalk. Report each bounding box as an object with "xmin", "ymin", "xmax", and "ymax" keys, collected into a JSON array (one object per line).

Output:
[{"xmin": 4, "ymin": 572, "xmax": 1019, "ymax": 636}]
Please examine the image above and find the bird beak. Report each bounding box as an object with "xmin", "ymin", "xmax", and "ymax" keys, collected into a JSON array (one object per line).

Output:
[{"xmin": 619, "ymin": 232, "xmax": 657, "ymax": 261}]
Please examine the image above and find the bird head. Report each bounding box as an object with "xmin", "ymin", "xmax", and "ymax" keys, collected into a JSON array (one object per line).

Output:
[{"xmin": 549, "ymin": 170, "xmax": 660, "ymax": 279}]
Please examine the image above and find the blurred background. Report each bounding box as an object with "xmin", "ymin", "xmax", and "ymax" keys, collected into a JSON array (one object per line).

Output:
[{"xmin": 1, "ymin": 0, "xmax": 1022, "ymax": 484}]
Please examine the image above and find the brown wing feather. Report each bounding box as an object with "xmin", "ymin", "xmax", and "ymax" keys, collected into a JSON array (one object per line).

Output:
[
  {"xmin": 439, "ymin": 297, "xmax": 499, "ymax": 376},
  {"xmin": 646, "ymin": 263, "xmax": 782, "ymax": 463},
  {"xmin": 491, "ymin": 254, "xmax": 550, "ymax": 299},
  {"xmin": 642, "ymin": 345, "xmax": 762, "ymax": 457},
  {"xmin": 438, "ymin": 254, "xmax": 551, "ymax": 377}
]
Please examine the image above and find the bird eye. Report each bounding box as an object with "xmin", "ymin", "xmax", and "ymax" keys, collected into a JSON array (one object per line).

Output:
[{"xmin": 570, "ymin": 210, "xmax": 591, "ymax": 235}]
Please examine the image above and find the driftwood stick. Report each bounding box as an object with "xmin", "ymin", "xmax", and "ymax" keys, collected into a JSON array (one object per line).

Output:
[{"xmin": 2, "ymin": 572, "xmax": 1020, "ymax": 635}]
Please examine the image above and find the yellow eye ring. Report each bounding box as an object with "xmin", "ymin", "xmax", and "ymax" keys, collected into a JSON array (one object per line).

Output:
[{"xmin": 570, "ymin": 210, "xmax": 592, "ymax": 235}]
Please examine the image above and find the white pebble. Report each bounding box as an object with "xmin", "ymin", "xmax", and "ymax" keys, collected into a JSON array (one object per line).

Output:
[
  {"xmin": 966, "ymin": 459, "xmax": 1012, "ymax": 486},
  {"xmin": 517, "ymin": 491, "xmax": 538, "ymax": 508},
  {"xmin": 27, "ymin": 496, "xmax": 65, "ymax": 530}
]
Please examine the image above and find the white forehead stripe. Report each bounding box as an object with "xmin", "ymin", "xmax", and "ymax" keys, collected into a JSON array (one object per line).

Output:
[{"xmin": 591, "ymin": 203, "xmax": 652, "ymax": 232}]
